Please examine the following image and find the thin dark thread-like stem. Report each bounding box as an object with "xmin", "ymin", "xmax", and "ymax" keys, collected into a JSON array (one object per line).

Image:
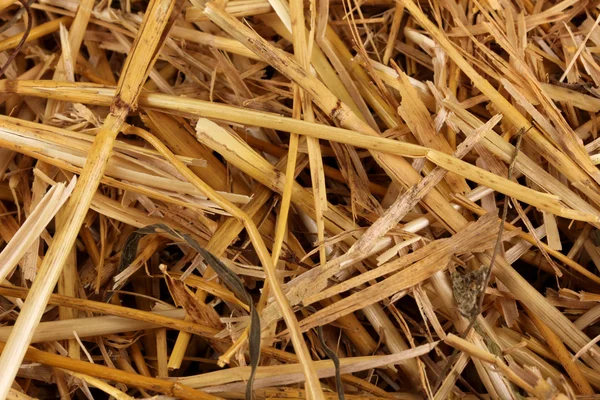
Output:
[
  {"xmin": 432, "ymin": 126, "xmax": 529, "ymax": 395},
  {"xmin": 0, "ymin": 0, "xmax": 33, "ymax": 35},
  {"xmin": 0, "ymin": 0, "xmax": 33, "ymax": 78}
]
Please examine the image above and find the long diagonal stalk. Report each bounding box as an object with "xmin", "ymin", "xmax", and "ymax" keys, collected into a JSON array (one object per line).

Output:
[
  {"xmin": 125, "ymin": 124, "xmax": 326, "ymax": 400},
  {"xmin": 0, "ymin": 0, "xmax": 179, "ymax": 396}
]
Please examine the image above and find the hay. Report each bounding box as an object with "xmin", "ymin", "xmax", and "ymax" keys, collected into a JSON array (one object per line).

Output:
[{"xmin": 0, "ymin": 0, "xmax": 600, "ymax": 398}]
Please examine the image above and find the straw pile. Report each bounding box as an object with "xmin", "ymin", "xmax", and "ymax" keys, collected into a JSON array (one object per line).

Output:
[{"xmin": 3, "ymin": 0, "xmax": 600, "ymax": 398}]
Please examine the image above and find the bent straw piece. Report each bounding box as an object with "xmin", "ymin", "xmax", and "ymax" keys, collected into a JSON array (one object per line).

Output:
[
  {"xmin": 125, "ymin": 125, "xmax": 326, "ymax": 400},
  {"xmin": 1, "ymin": 80, "xmax": 429, "ymax": 157},
  {"xmin": 0, "ymin": 0, "xmax": 180, "ymax": 396},
  {"xmin": 0, "ymin": 310, "xmax": 187, "ymax": 343},
  {"xmin": 0, "ymin": 341, "xmax": 221, "ymax": 400}
]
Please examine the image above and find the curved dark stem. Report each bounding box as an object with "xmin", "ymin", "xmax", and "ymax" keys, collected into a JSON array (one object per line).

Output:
[
  {"xmin": 305, "ymin": 306, "xmax": 345, "ymax": 400},
  {"xmin": 0, "ymin": 0, "xmax": 34, "ymax": 78},
  {"xmin": 0, "ymin": 0, "xmax": 33, "ymax": 35}
]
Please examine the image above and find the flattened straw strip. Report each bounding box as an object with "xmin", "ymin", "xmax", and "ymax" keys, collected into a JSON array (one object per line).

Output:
[{"xmin": 177, "ymin": 343, "xmax": 438, "ymax": 389}]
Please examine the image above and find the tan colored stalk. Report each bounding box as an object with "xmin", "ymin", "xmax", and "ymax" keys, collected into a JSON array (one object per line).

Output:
[
  {"xmin": 289, "ymin": 0, "xmax": 327, "ymax": 267},
  {"xmin": 0, "ymin": 16, "xmax": 73, "ymax": 52},
  {"xmin": 443, "ymin": 100, "xmax": 600, "ymax": 226},
  {"xmin": 126, "ymin": 125, "xmax": 326, "ymax": 400},
  {"xmin": 56, "ymin": 207, "xmax": 80, "ymax": 359},
  {"xmin": 526, "ymin": 308, "xmax": 594, "ymax": 395},
  {"xmin": 445, "ymin": 334, "xmax": 570, "ymax": 400},
  {"xmin": 383, "ymin": 4, "xmax": 404, "ymax": 64},
  {"xmin": 64, "ymin": 371, "xmax": 135, "ymax": 400},
  {"xmin": 0, "ymin": 0, "xmax": 179, "ymax": 395},
  {"xmin": 156, "ymin": 328, "xmax": 169, "ymax": 377},
  {"xmin": 140, "ymin": 111, "xmax": 230, "ymax": 192},
  {"xmin": 177, "ymin": 342, "xmax": 437, "ymax": 390},
  {"xmin": 44, "ymin": 0, "xmax": 94, "ymax": 119},
  {"xmin": 0, "ymin": 310, "xmax": 198, "ymax": 343},
  {"xmin": 0, "ymin": 286, "xmax": 220, "ymax": 338},
  {"xmin": 0, "ymin": 341, "xmax": 220, "ymax": 400}
]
